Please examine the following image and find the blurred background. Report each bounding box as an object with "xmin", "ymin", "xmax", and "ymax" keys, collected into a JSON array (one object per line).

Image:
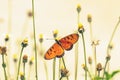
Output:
[{"xmin": 0, "ymin": 0, "xmax": 120, "ymax": 80}]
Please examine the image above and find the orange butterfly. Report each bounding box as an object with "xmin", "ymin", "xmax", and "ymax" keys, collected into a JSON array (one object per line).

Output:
[{"xmin": 44, "ymin": 33, "xmax": 79, "ymax": 60}]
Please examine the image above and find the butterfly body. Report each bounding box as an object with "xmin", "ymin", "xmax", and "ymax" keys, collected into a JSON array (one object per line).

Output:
[{"xmin": 44, "ymin": 33, "xmax": 79, "ymax": 60}]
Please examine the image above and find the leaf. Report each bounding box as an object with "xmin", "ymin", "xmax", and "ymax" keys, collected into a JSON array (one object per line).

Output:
[{"xmin": 111, "ymin": 70, "xmax": 120, "ymax": 78}]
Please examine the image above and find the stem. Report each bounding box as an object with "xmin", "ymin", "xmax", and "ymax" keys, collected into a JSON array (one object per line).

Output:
[
  {"xmin": 107, "ymin": 18, "xmax": 120, "ymax": 55},
  {"xmin": 81, "ymin": 33, "xmax": 87, "ymax": 80},
  {"xmin": 93, "ymin": 46, "xmax": 97, "ymax": 76},
  {"xmin": 2, "ymin": 55, "xmax": 7, "ymax": 80},
  {"xmin": 59, "ymin": 76, "xmax": 62, "ymax": 80},
  {"xmin": 43, "ymin": 60, "xmax": 49, "ymax": 80},
  {"xmin": 32, "ymin": 0, "xmax": 38, "ymax": 80},
  {"xmin": 61, "ymin": 57, "xmax": 69, "ymax": 80},
  {"xmin": 23, "ymin": 63, "xmax": 26, "ymax": 79},
  {"xmin": 53, "ymin": 58, "xmax": 56, "ymax": 80},
  {"xmin": 98, "ymin": 71, "xmax": 100, "ymax": 80},
  {"xmin": 102, "ymin": 60, "xmax": 109, "ymax": 80},
  {"xmin": 58, "ymin": 58, "xmax": 61, "ymax": 79},
  {"xmin": 16, "ymin": 47, "xmax": 24, "ymax": 80}
]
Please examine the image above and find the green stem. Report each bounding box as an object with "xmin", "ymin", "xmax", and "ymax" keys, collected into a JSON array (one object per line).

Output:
[
  {"xmin": 61, "ymin": 57, "xmax": 69, "ymax": 80},
  {"xmin": 93, "ymin": 46, "xmax": 97, "ymax": 76},
  {"xmin": 53, "ymin": 58, "xmax": 56, "ymax": 80},
  {"xmin": 98, "ymin": 71, "xmax": 100, "ymax": 80},
  {"xmin": 75, "ymin": 42, "xmax": 79, "ymax": 80},
  {"xmin": 23, "ymin": 63, "xmax": 26, "ymax": 79},
  {"xmin": 16, "ymin": 47, "xmax": 24, "ymax": 80},
  {"xmin": 43, "ymin": 60, "xmax": 49, "ymax": 80},
  {"xmin": 59, "ymin": 76, "xmax": 62, "ymax": 80},
  {"xmin": 81, "ymin": 33, "xmax": 87, "ymax": 80},
  {"xmin": 102, "ymin": 60, "xmax": 109, "ymax": 80},
  {"xmin": 87, "ymin": 68, "xmax": 93, "ymax": 80},
  {"xmin": 107, "ymin": 18, "xmax": 120, "ymax": 55},
  {"xmin": 2, "ymin": 55, "xmax": 7, "ymax": 80},
  {"xmin": 58, "ymin": 58, "xmax": 61, "ymax": 79},
  {"xmin": 32, "ymin": 0, "xmax": 38, "ymax": 80}
]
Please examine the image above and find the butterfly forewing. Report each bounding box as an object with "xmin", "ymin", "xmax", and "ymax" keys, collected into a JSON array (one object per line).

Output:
[
  {"xmin": 44, "ymin": 43, "xmax": 64, "ymax": 60},
  {"xmin": 59, "ymin": 33, "xmax": 79, "ymax": 50}
]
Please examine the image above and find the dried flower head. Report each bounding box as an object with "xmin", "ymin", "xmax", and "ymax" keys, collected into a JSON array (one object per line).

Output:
[
  {"xmin": 78, "ymin": 23, "xmax": 84, "ymax": 33},
  {"xmin": 23, "ymin": 54, "xmax": 28, "ymax": 63},
  {"xmin": 29, "ymin": 56, "xmax": 34, "ymax": 66},
  {"xmin": 87, "ymin": 14, "xmax": 92, "ymax": 23},
  {"xmin": 88, "ymin": 56, "xmax": 92, "ymax": 64},
  {"xmin": 21, "ymin": 38, "xmax": 28, "ymax": 47},
  {"xmin": 82, "ymin": 64, "xmax": 87, "ymax": 71},
  {"xmin": 53, "ymin": 29, "xmax": 58, "ymax": 38},
  {"xmin": 13, "ymin": 53, "xmax": 18, "ymax": 62},
  {"xmin": 96, "ymin": 63, "xmax": 102, "ymax": 71},
  {"xmin": 20, "ymin": 72, "xmax": 25, "ymax": 80},
  {"xmin": 106, "ymin": 54, "xmax": 111, "ymax": 61},
  {"xmin": 27, "ymin": 10, "xmax": 33, "ymax": 17},
  {"xmin": 39, "ymin": 34, "xmax": 43, "ymax": 43},
  {"xmin": 91, "ymin": 40, "xmax": 99, "ymax": 46},
  {"xmin": 0, "ymin": 46, "xmax": 7, "ymax": 55},
  {"xmin": 108, "ymin": 42, "xmax": 114, "ymax": 50},
  {"xmin": 5, "ymin": 34, "xmax": 9, "ymax": 42},
  {"xmin": 76, "ymin": 4, "xmax": 81, "ymax": 13},
  {"xmin": 60, "ymin": 68, "xmax": 69, "ymax": 77}
]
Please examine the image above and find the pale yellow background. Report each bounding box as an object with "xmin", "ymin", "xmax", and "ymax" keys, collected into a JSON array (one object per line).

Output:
[{"xmin": 0, "ymin": 0, "xmax": 120, "ymax": 80}]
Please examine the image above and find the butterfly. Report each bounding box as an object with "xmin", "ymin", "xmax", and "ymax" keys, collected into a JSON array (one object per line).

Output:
[{"xmin": 44, "ymin": 33, "xmax": 79, "ymax": 60}]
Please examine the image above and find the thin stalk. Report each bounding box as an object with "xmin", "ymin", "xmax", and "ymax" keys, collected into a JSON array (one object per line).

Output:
[
  {"xmin": 58, "ymin": 58, "xmax": 61, "ymax": 79},
  {"xmin": 98, "ymin": 71, "xmax": 100, "ymax": 80},
  {"xmin": 87, "ymin": 68, "xmax": 93, "ymax": 80},
  {"xmin": 28, "ymin": 65, "xmax": 32, "ymax": 80},
  {"xmin": 23, "ymin": 63, "xmax": 25, "ymax": 79},
  {"xmin": 93, "ymin": 46, "xmax": 97, "ymax": 76},
  {"xmin": 61, "ymin": 57, "xmax": 69, "ymax": 80},
  {"xmin": 107, "ymin": 17, "xmax": 120, "ymax": 55},
  {"xmin": 53, "ymin": 58, "xmax": 56, "ymax": 80},
  {"xmin": 32, "ymin": 0, "xmax": 38, "ymax": 80},
  {"xmin": 74, "ymin": 9, "xmax": 80, "ymax": 80},
  {"xmin": 106, "ymin": 17, "xmax": 120, "ymax": 72},
  {"xmin": 16, "ymin": 47, "xmax": 24, "ymax": 80},
  {"xmin": 81, "ymin": 33, "xmax": 87, "ymax": 80},
  {"xmin": 2, "ymin": 55, "xmax": 7, "ymax": 80},
  {"xmin": 102, "ymin": 60, "xmax": 109, "ymax": 80},
  {"xmin": 59, "ymin": 76, "xmax": 62, "ymax": 80}
]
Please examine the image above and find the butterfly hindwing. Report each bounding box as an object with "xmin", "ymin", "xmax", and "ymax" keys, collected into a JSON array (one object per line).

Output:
[
  {"xmin": 44, "ymin": 43, "xmax": 64, "ymax": 60},
  {"xmin": 59, "ymin": 33, "xmax": 79, "ymax": 50}
]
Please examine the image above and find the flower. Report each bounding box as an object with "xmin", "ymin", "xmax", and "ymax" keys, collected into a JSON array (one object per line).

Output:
[
  {"xmin": 76, "ymin": 4, "xmax": 81, "ymax": 13},
  {"xmin": 23, "ymin": 54, "xmax": 28, "ymax": 63},
  {"xmin": 96, "ymin": 63, "xmax": 102, "ymax": 71},
  {"xmin": 29, "ymin": 56, "xmax": 34, "ymax": 66},
  {"xmin": 53, "ymin": 29, "xmax": 58, "ymax": 39},
  {"xmin": 106, "ymin": 54, "xmax": 111, "ymax": 61},
  {"xmin": 0, "ymin": 46, "xmax": 7, "ymax": 55},
  {"xmin": 39, "ymin": 34, "xmax": 43, "ymax": 43},
  {"xmin": 87, "ymin": 14, "xmax": 92, "ymax": 23},
  {"xmin": 82, "ymin": 64, "xmax": 87, "ymax": 71},
  {"xmin": 4, "ymin": 34, "xmax": 9, "ymax": 42},
  {"xmin": 27, "ymin": 10, "xmax": 33, "ymax": 18},
  {"xmin": 21, "ymin": 38, "xmax": 28, "ymax": 47},
  {"xmin": 13, "ymin": 53, "xmax": 18, "ymax": 62},
  {"xmin": 60, "ymin": 68, "xmax": 69, "ymax": 77},
  {"xmin": 78, "ymin": 23, "xmax": 84, "ymax": 33},
  {"xmin": 20, "ymin": 72, "xmax": 25, "ymax": 80},
  {"xmin": 88, "ymin": 56, "xmax": 92, "ymax": 64},
  {"xmin": 91, "ymin": 40, "xmax": 100, "ymax": 46}
]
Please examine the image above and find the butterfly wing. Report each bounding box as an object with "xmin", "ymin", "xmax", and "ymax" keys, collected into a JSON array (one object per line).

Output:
[
  {"xmin": 59, "ymin": 33, "xmax": 79, "ymax": 50},
  {"xmin": 44, "ymin": 43, "xmax": 64, "ymax": 60}
]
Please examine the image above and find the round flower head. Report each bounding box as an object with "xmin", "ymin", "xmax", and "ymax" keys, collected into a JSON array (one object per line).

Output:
[
  {"xmin": 78, "ymin": 23, "xmax": 84, "ymax": 33},
  {"xmin": 23, "ymin": 54, "xmax": 28, "ymax": 63},
  {"xmin": 53, "ymin": 29, "xmax": 58, "ymax": 39},
  {"xmin": 5, "ymin": 34, "xmax": 9, "ymax": 42},
  {"xmin": 27, "ymin": 10, "xmax": 33, "ymax": 18},
  {"xmin": 39, "ymin": 34, "xmax": 43, "ymax": 43},
  {"xmin": 76, "ymin": 4, "xmax": 81, "ymax": 13},
  {"xmin": 13, "ymin": 53, "xmax": 18, "ymax": 62},
  {"xmin": 96, "ymin": 63, "xmax": 102, "ymax": 71},
  {"xmin": 21, "ymin": 38, "xmax": 28, "ymax": 47},
  {"xmin": 87, "ymin": 14, "xmax": 92, "ymax": 23},
  {"xmin": 60, "ymin": 68, "xmax": 69, "ymax": 77},
  {"xmin": 0, "ymin": 46, "xmax": 7, "ymax": 55}
]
